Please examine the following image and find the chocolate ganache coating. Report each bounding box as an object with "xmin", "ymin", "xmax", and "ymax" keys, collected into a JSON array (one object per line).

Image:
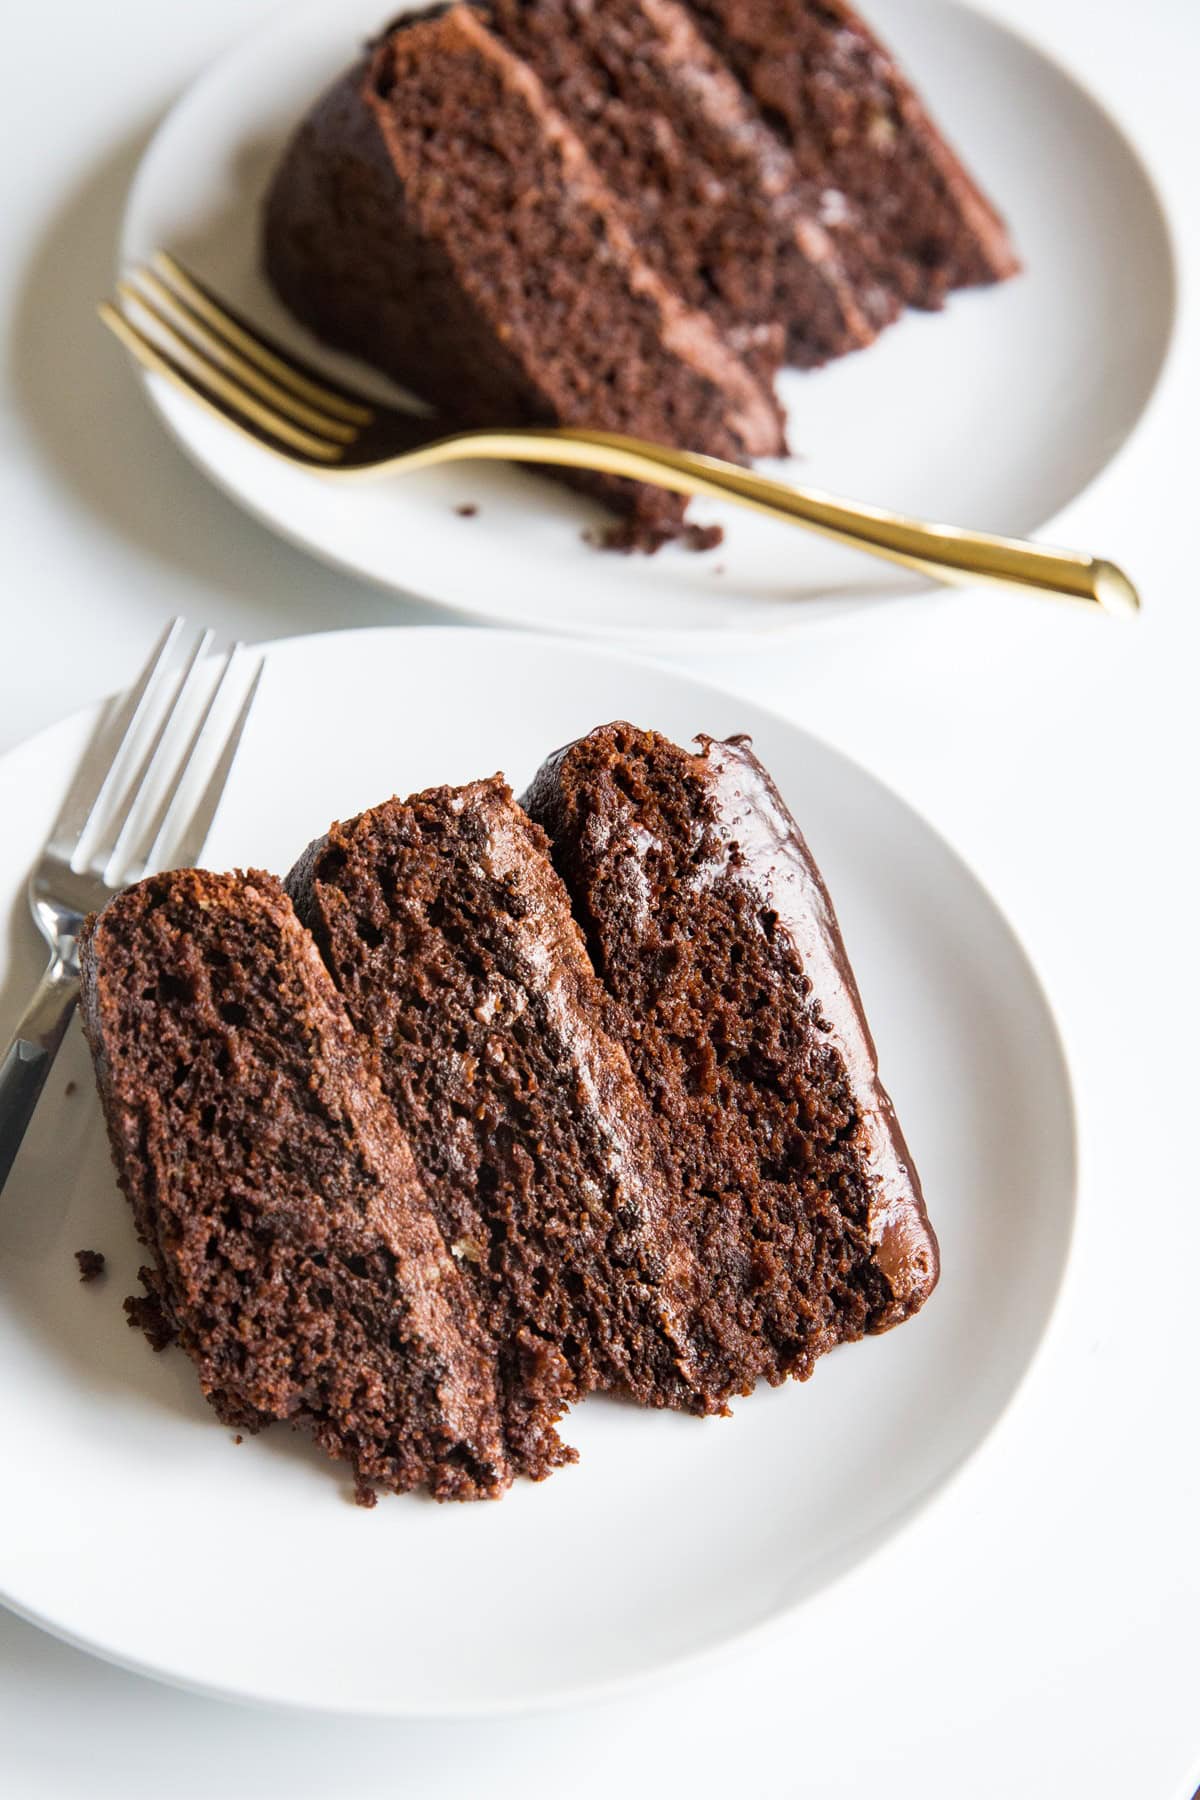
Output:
[
  {"xmin": 523, "ymin": 723, "xmax": 937, "ymax": 1402},
  {"xmin": 697, "ymin": 733, "xmax": 937, "ymax": 1319}
]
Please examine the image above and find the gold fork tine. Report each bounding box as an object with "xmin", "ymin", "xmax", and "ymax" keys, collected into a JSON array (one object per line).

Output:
[
  {"xmin": 99, "ymin": 300, "xmax": 343, "ymax": 463},
  {"xmin": 152, "ymin": 251, "xmax": 374, "ymax": 425},
  {"xmin": 121, "ymin": 272, "xmax": 357, "ymax": 444}
]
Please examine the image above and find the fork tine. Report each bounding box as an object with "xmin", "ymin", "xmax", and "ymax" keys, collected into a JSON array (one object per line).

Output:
[
  {"xmin": 121, "ymin": 640, "xmax": 241, "ymax": 882},
  {"xmin": 45, "ymin": 618, "xmax": 183, "ymax": 862},
  {"xmin": 89, "ymin": 627, "xmax": 212, "ymax": 876},
  {"xmin": 124, "ymin": 271, "xmax": 359, "ymax": 444},
  {"xmin": 152, "ymin": 252, "xmax": 374, "ymax": 425},
  {"xmin": 100, "ymin": 301, "xmax": 344, "ymax": 463},
  {"xmin": 167, "ymin": 653, "xmax": 265, "ymax": 872}
]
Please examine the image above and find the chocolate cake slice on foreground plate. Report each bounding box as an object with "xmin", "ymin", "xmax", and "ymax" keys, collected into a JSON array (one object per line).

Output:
[
  {"xmin": 263, "ymin": 2, "xmax": 783, "ymax": 551},
  {"xmin": 79, "ymin": 734, "xmax": 938, "ymax": 1504},
  {"xmin": 286, "ymin": 776, "xmax": 718, "ymax": 1467},
  {"xmin": 523, "ymin": 724, "xmax": 938, "ymax": 1398},
  {"xmin": 79, "ymin": 869, "xmax": 510, "ymax": 1504}
]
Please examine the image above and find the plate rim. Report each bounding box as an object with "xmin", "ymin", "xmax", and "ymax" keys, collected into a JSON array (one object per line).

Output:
[
  {"xmin": 114, "ymin": 0, "xmax": 1178, "ymax": 648},
  {"xmin": 0, "ymin": 625, "xmax": 1080, "ymax": 1717}
]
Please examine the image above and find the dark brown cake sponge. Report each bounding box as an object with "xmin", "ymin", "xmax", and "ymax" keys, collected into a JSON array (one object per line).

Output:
[
  {"xmin": 79, "ymin": 867, "xmax": 511, "ymax": 1504},
  {"xmin": 285, "ymin": 776, "xmax": 720, "ymax": 1440},
  {"xmin": 684, "ymin": 0, "xmax": 1019, "ymax": 312},
  {"xmin": 523, "ymin": 724, "xmax": 938, "ymax": 1402},
  {"xmin": 487, "ymin": 0, "xmax": 881, "ymax": 371}
]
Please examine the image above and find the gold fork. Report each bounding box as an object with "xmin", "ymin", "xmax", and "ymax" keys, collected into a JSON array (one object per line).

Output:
[{"xmin": 100, "ymin": 253, "xmax": 1139, "ymax": 616}]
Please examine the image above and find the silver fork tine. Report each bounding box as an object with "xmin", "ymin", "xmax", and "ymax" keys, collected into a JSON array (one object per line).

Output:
[
  {"xmin": 151, "ymin": 251, "xmax": 375, "ymax": 424},
  {"xmin": 168, "ymin": 654, "xmax": 265, "ymax": 871},
  {"xmin": 122, "ymin": 272, "xmax": 359, "ymax": 444},
  {"xmin": 99, "ymin": 300, "xmax": 344, "ymax": 463},
  {"xmin": 45, "ymin": 618, "xmax": 183, "ymax": 864},
  {"xmin": 120, "ymin": 640, "xmax": 240, "ymax": 882},
  {"xmin": 90, "ymin": 628, "xmax": 212, "ymax": 877}
]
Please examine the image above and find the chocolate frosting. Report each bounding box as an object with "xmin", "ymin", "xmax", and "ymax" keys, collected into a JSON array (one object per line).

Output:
[{"xmin": 694, "ymin": 734, "xmax": 938, "ymax": 1320}]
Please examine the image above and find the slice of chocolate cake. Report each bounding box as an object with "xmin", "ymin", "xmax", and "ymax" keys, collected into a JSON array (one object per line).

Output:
[
  {"xmin": 263, "ymin": 3, "xmax": 783, "ymax": 550},
  {"xmin": 79, "ymin": 867, "xmax": 513, "ymax": 1504},
  {"xmin": 683, "ymin": 0, "xmax": 1018, "ymax": 311},
  {"xmin": 286, "ymin": 777, "xmax": 714, "ymax": 1449},
  {"xmin": 523, "ymin": 725, "xmax": 938, "ymax": 1402},
  {"xmin": 488, "ymin": 0, "xmax": 888, "ymax": 369}
]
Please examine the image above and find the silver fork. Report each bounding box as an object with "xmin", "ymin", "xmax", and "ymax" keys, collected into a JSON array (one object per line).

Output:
[
  {"xmin": 96, "ymin": 252, "xmax": 1140, "ymax": 615},
  {"xmin": 0, "ymin": 620, "xmax": 263, "ymax": 1195}
]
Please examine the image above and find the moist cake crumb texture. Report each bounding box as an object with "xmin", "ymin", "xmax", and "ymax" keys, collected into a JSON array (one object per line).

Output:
[
  {"xmin": 489, "ymin": 0, "xmax": 880, "ymax": 373},
  {"xmin": 80, "ymin": 867, "xmax": 513, "ymax": 1505},
  {"xmin": 286, "ymin": 777, "xmax": 717, "ymax": 1455},
  {"xmin": 684, "ymin": 0, "xmax": 1020, "ymax": 311}
]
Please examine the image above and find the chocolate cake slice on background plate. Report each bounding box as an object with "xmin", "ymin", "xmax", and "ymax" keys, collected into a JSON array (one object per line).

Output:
[
  {"xmin": 263, "ymin": 2, "xmax": 783, "ymax": 550},
  {"xmin": 262, "ymin": 0, "xmax": 1016, "ymax": 554},
  {"xmin": 524, "ymin": 723, "xmax": 938, "ymax": 1401}
]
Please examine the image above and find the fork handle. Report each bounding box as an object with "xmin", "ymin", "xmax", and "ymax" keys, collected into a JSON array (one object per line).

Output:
[
  {"xmin": 0, "ymin": 959, "xmax": 80, "ymax": 1197},
  {"xmin": 426, "ymin": 429, "xmax": 1140, "ymax": 614}
]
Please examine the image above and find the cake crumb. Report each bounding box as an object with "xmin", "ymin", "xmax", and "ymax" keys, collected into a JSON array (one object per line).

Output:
[
  {"xmin": 124, "ymin": 1276, "xmax": 177, "ymax": 1352},
  {"xmin": 74, "ymin": 1248, "xmax": 105, "ymax": 1283},
  {"xmin": 454, "ymin": 503, "xmax": 479, "ymax": 517},
  {"xmin": 233, "ymin": 1434, "xmax": 244, "ymax": 1446},
  {"xmin": 64, "ymin": 1079, "xmax": 78, "ymax": 1097},
  {"xmin": 712, "ymin": 564, "xmax": 726, "ymax": 576},
  {"xmin": 683, "ymin": 523, "xmax": 724, "ymax": 553},
  {"xmin": 593, "ymin": 518, "xmax": 681, "ymax": 554}
]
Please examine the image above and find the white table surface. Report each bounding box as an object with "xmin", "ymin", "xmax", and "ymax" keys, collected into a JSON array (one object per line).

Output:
[{"xmin": 1, "ymin": 0, "xmax": 1197, "ymax": 1794}]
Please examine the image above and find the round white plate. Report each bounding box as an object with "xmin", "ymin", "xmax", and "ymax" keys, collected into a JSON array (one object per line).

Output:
[
  {"xmin": 119, "ymin": 0, "xmax": 1174, "ymax": 642},
  {"xmin": 0, "ymin": 628, "xmax": 1075, "ymax": 1715}
]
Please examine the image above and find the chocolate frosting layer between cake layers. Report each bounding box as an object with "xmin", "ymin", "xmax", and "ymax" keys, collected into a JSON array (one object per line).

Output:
[{"xmin": 286, "ymin": 776, "xmax": 720, "ymax": 1453}]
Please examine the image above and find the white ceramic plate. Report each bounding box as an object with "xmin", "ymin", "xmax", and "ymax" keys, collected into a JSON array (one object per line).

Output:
[
  {"xmin": 119, "ymin": 0, "xmax": 1174, "ymax": 643},
  {"xmin": 0, "ymin": 628, "xmax": 1075, "ymax": 1714}
]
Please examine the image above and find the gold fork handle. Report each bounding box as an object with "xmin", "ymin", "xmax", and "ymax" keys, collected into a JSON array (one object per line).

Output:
[{"xmin": 421, "ymin": 427, "xmax": 1138, "ymax": 615}]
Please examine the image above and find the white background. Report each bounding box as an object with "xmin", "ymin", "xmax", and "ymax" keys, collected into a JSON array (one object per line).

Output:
[{"xmin": 0, "ymin": 0, "xmax": 1197, "ymax": 1795}]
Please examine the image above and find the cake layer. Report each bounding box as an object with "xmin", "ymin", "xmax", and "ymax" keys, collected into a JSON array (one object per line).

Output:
[
  {"xmin": 286, "ymin": 777, "xmax": 713, "ymax": 1449},
  {"xmin": 263, "ymin": 3, "xmax": 784, "ymax": 550},
  {"xmin": 523, "ymin": 724, "xmax": 938, "ymax": 1401},
  {"xmin": 489, "ymin": 0, "xmax": 885, "ymax": 368},
  {"xmin": 684, "ymin": 0, "xmax": 1018, "ymax": 310},
  {"xmin": 79, "ymin": 869, "xmax": 512, "ymax": 1504}
]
